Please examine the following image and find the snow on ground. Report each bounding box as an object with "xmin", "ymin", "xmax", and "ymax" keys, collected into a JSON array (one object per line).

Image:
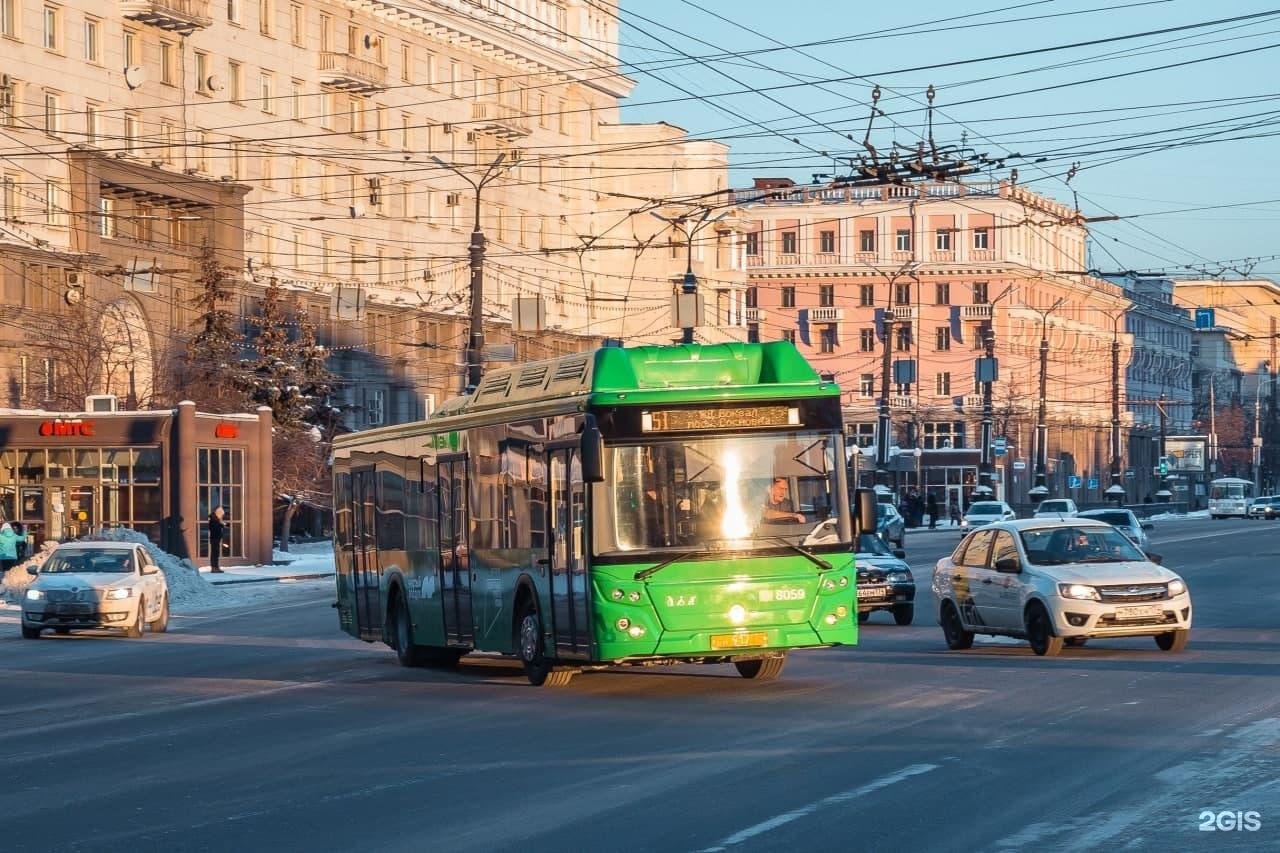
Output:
[{"xmin": 0, "ymin": 533, "xmax": 337, "ymax": 618}]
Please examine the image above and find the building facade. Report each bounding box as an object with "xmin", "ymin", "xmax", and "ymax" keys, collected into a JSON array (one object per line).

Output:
[
  {"xmin": 0, "ymin": 401, "xmax": 274, "ymax": 563},
  {"xmin": 737, "ymin": 178, "xmax": 1138, "ymax": 510},
  {"xmin": 0, "ymin": 0, "xmax": 746, "ymax": 430}
]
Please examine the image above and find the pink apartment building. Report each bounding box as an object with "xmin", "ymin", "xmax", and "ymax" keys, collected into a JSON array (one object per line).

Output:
[{"xmin": 737, "ymin": 178, "xmax": 1133, "ymax": 511}]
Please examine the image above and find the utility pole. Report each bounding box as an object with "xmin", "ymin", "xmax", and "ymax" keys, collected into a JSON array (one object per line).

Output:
[
  {"xmin": 1255, "ymin": 373, "xmax": 1264, "ymax": 490},
  {"xmin": 1156, "ymin": 392, "xmax": 1171, "ymax": 501},
  {"xmin": 876, "ymin": 308, "xmax": 896, "ymax": 488},
  {"xmin": 651, "ymin": 207, "xmax": 725, "ymax": 345},
  {"xmin": 1269, "ymin": 320, "xmax": 1278, "ymax": 491},
  {"xmin": 1106, "ymin": 322, "xmax": 1126, "ymax": 506},
  {"xmin": 431, "ymin": 153, "xmax": 507, "ymax": 394},
  {"xmin": 975, "ymin": 325, "xmax": 996, "ymax": 498},
  {"xmin": 1029, "ymin": 298, "xmax": 1064, "ymax": 505}
]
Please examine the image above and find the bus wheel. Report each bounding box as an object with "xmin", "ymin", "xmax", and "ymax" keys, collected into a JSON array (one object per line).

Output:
[
  {"xmin": 734, "ymin": 654, "xmax": 786, "ymax": 681},
  {"xmin": 517, "ymin": 598, "xmax": 570, "ymax": 686},
  {"xmin": 393, "ymin": 592, "xmax": 428, "ymax": 668}
]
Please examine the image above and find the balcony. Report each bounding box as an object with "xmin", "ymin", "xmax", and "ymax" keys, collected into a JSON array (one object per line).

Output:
[
  {"xmin": 890, "ymin": 396, "xmax": 917, "ymax": 410},
  {"xmin": 776, "ymin": 253, "xmax": 800, "ymax": 266},
  {"xmin": 807, "ymin": 307, "xmax": 843, "ymax": 322},
  {"xmin": 887, "ymin": 305, "xmax": 918, "ymax": 322},
  {"xmin": 961, "ymin": 304, "xmax": 993, "ymax": 320},
  {"xmin": 120, "ymin": 0, "xmax": 212, "ymax": 34},
  {"xmin": 961, "ymin": 394, "xmax": 985, "ymax": 410},
  {"xmin": 745, "ymin": 307, "xmax": 766, "ymax": 322},
  {"xmin": 470, "ymin": 101, "xmax": 531, "ymax": 140},
  {"xmin": 318, "ymin": 52, "xmax": 388, "ymax": 95}
]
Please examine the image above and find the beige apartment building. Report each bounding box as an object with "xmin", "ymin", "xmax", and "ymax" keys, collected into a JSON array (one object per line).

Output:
[
  {"xmin": 738, "ymin": 178, "xmax": 1136, "ymax": 509},
  {"xmin": 0, "ymin": 0, "xmax": 745, "ymax": 426}
]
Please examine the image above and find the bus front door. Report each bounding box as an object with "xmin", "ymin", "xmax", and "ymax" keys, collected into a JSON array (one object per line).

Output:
[
  {"xmin": 549, "ymin": 448, "xmax": 590, "ymax": 658},
  {"xmin": 351, "ymin": 468, "xmax": 381, "ymax": 641},
  {"xmin": 438, "ymin": 458, "xmax": 473, "ymax": 646}
]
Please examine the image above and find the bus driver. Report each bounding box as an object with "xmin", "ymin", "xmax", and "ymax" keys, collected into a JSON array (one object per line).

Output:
[{"xmin": 762, "ymin": 477, "xmax": 805, "ymax": 524}]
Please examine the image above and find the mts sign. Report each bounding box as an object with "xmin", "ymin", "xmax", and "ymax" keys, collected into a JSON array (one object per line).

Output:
[{"xmin": 38, "ymin": 419, "xmax": 95, "ymax": 438}]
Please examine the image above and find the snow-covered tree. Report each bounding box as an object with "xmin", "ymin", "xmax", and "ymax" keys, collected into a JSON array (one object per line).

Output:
[{"xmin": 185, "ymin": 241, "xmax": 249, "ymax": 412}]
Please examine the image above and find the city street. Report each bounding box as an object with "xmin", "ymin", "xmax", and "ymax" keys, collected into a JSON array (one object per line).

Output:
[{"xmin": 1, "ymin": 517, "xmax": 1277, "ymax": 852}]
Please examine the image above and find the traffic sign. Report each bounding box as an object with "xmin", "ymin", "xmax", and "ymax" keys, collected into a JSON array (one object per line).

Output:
[
  {"xmin": 1194, "ymin": 308, "xmax": 1216, "ymax": 329},
  {"xmin": 1068, "ymin": 475, "xmax": 1082, "ymax": 488},
  {"xmin": 993, "ymin": 437, "xmax": 1008, "ymax": 456},
  {"xmin": 1013, "ymin": 460, "xmax": 1026, "ymax": 471},
  {"xmin": 1087, "ymin": 478, "xmax": 1098, "ymax": 490}
]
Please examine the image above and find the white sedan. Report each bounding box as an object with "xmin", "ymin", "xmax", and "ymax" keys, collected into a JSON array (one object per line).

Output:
[
  {"xmin": 21, "ymin": 541, "xmax": 170, "ymax": 639},
  {"xmin": 959, "ymin": 500, "xmax": 1016, "ymax": 530},
  {"xmin": 932, "ymin": 519, "xmax": 1191, "ymax": 656}
]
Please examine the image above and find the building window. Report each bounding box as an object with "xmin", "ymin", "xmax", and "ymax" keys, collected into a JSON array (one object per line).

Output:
[
  {"xmin": 894, "ymin": 282, "xmax": 911, "ymax": 305},
  {"xmin": 747, "ymin": 323, "xmax": 759, "ymax": 343},
  {"xmin": 974, "ymin": 228, "xmax": 990, "ymax": 250},
  {"xmin": 123, "ymin": 28, "xmax": 138, "ymax": 66},
  {"xmin": 859, "ymin": 283, "xmax": 874, "ymax": 306},
  {"xmin": 973, "ymin": 323, "xmax": 990, "ymax": 350},
  {"xmin": 936, "ymin": 229, "xmax": 952, "ymax": 251},
  {"xmin": 227, "ymin": 0, "xmax": 241, "ymax": 24},
  {"xmin": 973, "ymin": 281, "xmax": 989, "ymax": 304},
  {"xmin": 895, "ymin": 228, "xmax": 911, "ymax": 251},
  {"xmin": 84, "ymin": 16, "xmax": 100, "ymax": 62},
  {"xmin": 819, "ymin": 229, "xmax": 835, "ymax": 254},
  {"xmin": 85, "ymin": 102, "xmax": 100, "ymax": 143},
  {"xmin": 259, "ymin": 73, "xmax": 274, "ymax": 113},
  {"xmin": 194, "ymin": 52, "xmax": 209, "ymax": 93},
  {"xmin": 1, "ymin": 0, "xmax": 15, "ymax": 37},
  {"xmin": 935, "ymin": 282, "xmax": 950, "ymax": 305},
  {"xmin": 783, "ymin": 329, "xmax": 796, "ymax": 344},
  {"xmin": 859, "ymin": 374, "xmax": 875, "ymax": 396},
  {"xmin": 924, "ymin": 421, "xmax": 965, "ymax": 450},
  {"xmin": 198, "ymin": 447, "xmax": 244, "ymax": 558},
  {"xmin": 781, "ymin": 286, "xmax": 796, "ymax": 308},
  {"xmin": 859, "ymin": 229, "xmax": 874, "ymax": 252},
  {"xmin": 745, "ymin": 286, "xmax": 758, "ymax": 308},
  {"xmin": 859, "ymin": 328, "xmax": 875, "ymax": 352},
  {"xmin": 894, "ymin": 324, "xmax": 912, "ymax": 352},
  {"xmin": 123, "ymin": 113, "xmax": 139, "ymax": 152},
  {"xmin": 781, "ymin": 231, "xmax": 797, "ymax": 255},
  {"xmin": 290, "ymin": 2, "xmax": 303, "ymax": 45},
  {"xmin": 159, "ymin": 40, "xmax": 177, "ymax": 85},
  {"xmin": 936, "ymin": 372, "xmax": 951, "ymax": 396},
  {"xmin": 819, "ymin": 324, "xmax": 837, "ymax": 353},
  {"xmin": 228, "ymin": 61, "xmax": 242, "ymax": 104},
  {"xmin": 258, "ymin": 0, "xmax": 273, "ymax": 35},
  {"xmin": 745, "ymin": 231, "xmax": 759, "ymax": 256},
  {"xmin": 42, "ymin": 5, "xmax": 59, "ymax": 51},
  {"xmin": 43, "ymin": 91, "xmax": 59, "ymax": 133},
  {"xmin": 44, "ymin": 179, "xmax": 65, "ymax": 225},
  {"xmin": 935, "ymin": 327, "xmax": 951, "ymax": 351},
  {"xmin": 819, "ymin": 284, "xmax": 834, "ymax": 307},
  {"xmin": 400, "ymin": 43, "xmax": 412, "ymax": 82},
  {"xmin": 98, "ymin": 197, "xmax": 114, "ymax": 237}
]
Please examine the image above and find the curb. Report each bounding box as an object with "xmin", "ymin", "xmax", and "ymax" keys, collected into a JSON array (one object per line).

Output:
[{"xmin": 208, "ymin": 572, "xmax": 335, "ymax": 586}]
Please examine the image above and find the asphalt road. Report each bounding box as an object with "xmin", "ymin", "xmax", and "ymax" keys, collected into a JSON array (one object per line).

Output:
[{"xmin": 1, "ymin": 518, "xmax": 1278, "ymax": 853}]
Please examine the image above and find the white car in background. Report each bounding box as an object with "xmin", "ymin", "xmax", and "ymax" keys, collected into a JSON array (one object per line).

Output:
[
  {"xmin": 21, "ymin": 541, "xmax": 170, "ymax": 639},
  {"xmin": 960, "ymin": 500, "xmax": 1016, "ymax": 530},
  {"xmin": 1033, "ymin": 498, "xmax": 1079, "ymax": 518},
  {"xmin": 933, "ymin": 518, "xmax": 1191, "ymax": 656}
]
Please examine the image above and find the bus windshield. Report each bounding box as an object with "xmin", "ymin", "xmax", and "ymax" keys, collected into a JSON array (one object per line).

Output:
[
  {"xmin": 596, "ymin": 431, "xmax": 852, "ymax": 555},
  {"xmin": 1210, "ymin": 482, "xmax": 1250, "ymax": 500}
]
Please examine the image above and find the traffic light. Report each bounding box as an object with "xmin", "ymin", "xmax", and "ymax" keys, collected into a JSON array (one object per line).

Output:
[{"xmin": 1158, "ymin": 457, "xmax": 1169, "ymax": 476}]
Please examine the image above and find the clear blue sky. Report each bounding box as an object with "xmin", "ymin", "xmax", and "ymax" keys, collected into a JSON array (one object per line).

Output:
[{"xmin": 616, "ymin": 1, "xmax": 1280, "ymax": 281}]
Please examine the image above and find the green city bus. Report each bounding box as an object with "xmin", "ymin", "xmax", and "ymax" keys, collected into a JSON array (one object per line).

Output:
[{"xmin": 331, "ymin": 342, "xmax": 875, "ymax": 686}]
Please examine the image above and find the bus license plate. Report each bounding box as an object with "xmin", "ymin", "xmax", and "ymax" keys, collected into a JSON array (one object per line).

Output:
[
  {"xmin": 1115, "ymin": 604, "xmax": 1162, "ymax": 620},
  {"xmin": 710, "ymin": 632, "xmax": 768, "ymax": 650},
  {"xmin": 857, "ymin": 587, "xmax": 888, "ymax": 600}
]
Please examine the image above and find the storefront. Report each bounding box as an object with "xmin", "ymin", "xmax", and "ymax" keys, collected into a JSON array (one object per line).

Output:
[{"xmin": 0, "ymin": 402, "xmax": 273, "ymax": 565}]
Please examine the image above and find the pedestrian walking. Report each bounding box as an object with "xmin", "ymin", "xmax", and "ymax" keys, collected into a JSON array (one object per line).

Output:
[
  {"xmin": 949, "ymin": 501, "xmax": 962, "ymax": 526},
  {"xmin": 11, "ymin": 520, "xmax": 26, "ymax": 561},
  {"xmin": 926, "ymin": 493, "xmax": 939, "ymax": 529},
  {"xmin": 208, "ymin": 505, "xmax": 228, "ymax": 573},
  {"xmin": 0, "ymin": 522, "xmax": 18, "ymax": 572}
]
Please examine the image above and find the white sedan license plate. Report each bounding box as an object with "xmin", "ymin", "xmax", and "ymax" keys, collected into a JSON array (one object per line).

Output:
[
  {"xmin": 857, "ymin": 587, "xmax": 888, "ymax": 600},
  {"xmin": 1114, "ymin": 604, "xmax": 1162, "ymax": 620}
]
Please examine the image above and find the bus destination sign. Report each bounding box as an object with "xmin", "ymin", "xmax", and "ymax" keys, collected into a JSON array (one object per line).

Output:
[{"xmin": 642, "ymin": 405, "xmax": 800, "ymax": 433}]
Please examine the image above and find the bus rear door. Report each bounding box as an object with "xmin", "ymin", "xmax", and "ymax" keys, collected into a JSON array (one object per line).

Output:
[
  {"xmin": 438, "ymin": 457, "xmax": 474, "ymax": 646},
  {"xmin": 351, "ymin": 468, "xmax": 382, "ymax": 641}
]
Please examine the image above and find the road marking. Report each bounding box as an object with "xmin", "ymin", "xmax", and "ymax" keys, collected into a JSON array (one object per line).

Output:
[{"xmin": 698, "ymin": 763, "xmax": 939, "ymax": 851}]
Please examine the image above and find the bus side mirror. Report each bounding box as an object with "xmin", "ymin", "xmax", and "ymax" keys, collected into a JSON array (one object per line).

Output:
[
  {"xmin": 852, "ymin": 488, "xmax": 877, "ymax": 537},
  {"xmin": 581, "ymin": 415, "xmax": 605, "ymax": 484}
]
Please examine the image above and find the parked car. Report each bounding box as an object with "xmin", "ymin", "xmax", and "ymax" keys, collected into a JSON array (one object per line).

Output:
[
  {"xmin": 853, "ymin": 533, "xmax": 915, "ymax": 625},
  {"xmin": 960, "ymin": 500, "xmax": 1016, "ymax": 530},
  {"xmin": 1033, "ymin": 498, "xmax": 1079, "ymax": 518},
  {"xmin": 932, "ymin": 519, "xmax": 1191, "ymax": 656},
  {"xmin": 21, "ymin": 541, "xmax": 169, "ymax": 639},
  {"xmin": 1247, "ymin": 495, "xmax": 1280, "ymax": 519},
  {"xmin": 876, "ymin": 503, "xmax": 906, "ymax": 548},
  {"xmin": 1077, "ymin": 508, "xmax": 1153, "ymax": 550}
]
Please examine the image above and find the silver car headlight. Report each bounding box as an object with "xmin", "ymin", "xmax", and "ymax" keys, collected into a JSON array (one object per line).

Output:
[
  {"xmin": 106, "ymin": 587, "xmax": 133, "ymax": 600},
  {"xmin": 25, "ymin": 588, "xmax": 45, "ymax": 601},
  {"xmin": 887, "ymin": 571, "xmax": 912, "ymax": 583},
  {"xmin": 1167, "ymin": 578, "xmax": 1187, "ymax": 597},
  {"xmin": 1058, "ymin": 583, "xmax": 1101, "ymax": 601}
]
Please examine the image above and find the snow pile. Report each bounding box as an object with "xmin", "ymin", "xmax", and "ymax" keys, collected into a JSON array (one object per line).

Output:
[
  {"xmin": 0, "ymin": 540, "xmax": 60, "ymax": 602},
  {"xmin": 81, "ymin": 528, "xmax": 229, "ymax": 609}
]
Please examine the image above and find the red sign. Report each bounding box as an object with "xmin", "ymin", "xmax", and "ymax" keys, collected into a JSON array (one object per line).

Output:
[
  {"xmin": 38, "ymin": 419, "xmax": 95, "ymax": 438},
  {"xmin": 214, "ymin": 423, "xmax": 240, "ymax": 439}
]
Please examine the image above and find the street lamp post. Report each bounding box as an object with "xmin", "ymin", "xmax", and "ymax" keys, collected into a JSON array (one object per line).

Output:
[
  {"xmin": 1029, "ymin": 298, "xmax": 1065, "ymax": 504},
  {"xmin": 431, "ymin": 153, "xmax": 507, "ymax": 394},
  {"xmin": 651, "ymin": 207, "xmax": 727, "ymax": 344},
  {"xmin": 1106, "ymin": 320, "xmax": 1126, "ymax": 506},
  {"xmin": 975, "ymin": 325, "xmax": 997, "ymax": 499}
]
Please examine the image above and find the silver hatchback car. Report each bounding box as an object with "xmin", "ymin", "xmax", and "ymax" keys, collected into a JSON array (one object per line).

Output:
[{"xmin": 1077, "ymin": 508, "xmax": 1153, "ymax": 550}]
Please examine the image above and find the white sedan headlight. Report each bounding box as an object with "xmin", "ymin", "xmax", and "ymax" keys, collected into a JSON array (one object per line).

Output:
[
  {"xmin": 1167, "ymin": 578, "xmax": 1187, "ymax": 597},
  {"xmin": 25, "ymin": 588, "xmax": 44, "ymax": 601},
  {"xmin": 106, "ymin": 587, "xmax": 133, "ymax": 600},
  {"xmin": 1058, "ymin": 583, "xmax": 1101, "ymax": 601}
]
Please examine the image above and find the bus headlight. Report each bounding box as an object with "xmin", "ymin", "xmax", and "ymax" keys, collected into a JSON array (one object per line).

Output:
[{"xmin": 627, "ymin": 625, "xmax": 645, "ymax": 638}]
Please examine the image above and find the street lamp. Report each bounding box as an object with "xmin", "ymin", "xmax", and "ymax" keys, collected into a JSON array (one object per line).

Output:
[
  {"xmin": 1028, "ymin": 297, "xmax": 1066, "ymax": 504},
  {"xmin": 650, "ymin": 207, "xmax": 729, "ymax": 344},
  {"xmin": 431, "ymin": 153, "xmax": 507, "ymax": 394}
]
